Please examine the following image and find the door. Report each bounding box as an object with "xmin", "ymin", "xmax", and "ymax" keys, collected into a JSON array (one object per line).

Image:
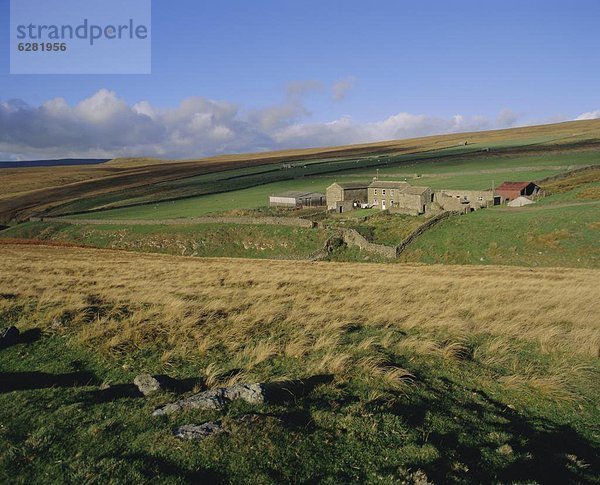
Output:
[{"xmin": 382, "ymin": 200, "xmax": 386, "ymax": 210}]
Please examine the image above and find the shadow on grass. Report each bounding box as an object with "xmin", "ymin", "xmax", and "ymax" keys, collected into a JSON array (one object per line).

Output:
[
  {"xmin": 386, "ymin": 377, "xmax": 600, "ymax": 483},
  {"xmin": 0, "ymin": 370, "xmax": 99, "ymax": 392},
  {"xmin": 85, "ymin": 375, "xmax": 205, "ymax": 403},
  {"xmin": 262, "ymin": 374, "xmax": 334, "ymax": 405},
  {"xmin": 115, "ymin": 453, "xmax": 225, "ymax": 483},
  {"xmin": 0, "ymin": 328, "xmax": 42, "ymax": 350}
]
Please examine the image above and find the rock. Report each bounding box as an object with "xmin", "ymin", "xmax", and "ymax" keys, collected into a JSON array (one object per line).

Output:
[
  {"xmin": 153, "ymin": 382, "xmax": 265, "ymax": 416},
  {"xmin": 0, "ymin": 326, "xmax": 19, "ymax": 348},
  {"xmin": 134, "ymin": 374, "xmax": 163, "ymax": 396},
  {"xmin": 173, "ymin": 421, "xmax": 227, "ymax": 440}
]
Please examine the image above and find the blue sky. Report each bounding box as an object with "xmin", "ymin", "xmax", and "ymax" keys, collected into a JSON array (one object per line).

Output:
[{"xmin": 0, "ymin": 0, "xmax": 599, "ymax": 160}]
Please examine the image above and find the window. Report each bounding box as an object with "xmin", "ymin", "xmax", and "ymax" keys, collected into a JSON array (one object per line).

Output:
[
  {"xmin": 390, "ymin": 190, "xmax": 395, "ymax": 196},
  {"xmin": 390, "ymin": 200, "xmax": 394, "ymax": 206},
  {"xmin": 382, "ymin": 189, "xmax": 386, "ymax": 195},
  {"xmin": 477, "ymin": 196, "xmax": 483, "ymax": 201},
  {"xmin": 374, "ymin": 198, "xmax": 378, "ymax": 205},
  {"xmin": 374, "ymin": 189, "xmax": 378, "ymax": 195}
]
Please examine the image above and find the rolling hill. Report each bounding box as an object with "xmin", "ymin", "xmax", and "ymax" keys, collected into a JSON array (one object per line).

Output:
[{"xmin": 1, "ymin": 119, "xmax": 600, "ymax": 223}]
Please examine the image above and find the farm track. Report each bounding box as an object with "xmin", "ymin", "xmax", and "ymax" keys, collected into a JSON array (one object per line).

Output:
[{"xmin": 492, "ymin": 200, "xmax": 600, "ymax": 212}]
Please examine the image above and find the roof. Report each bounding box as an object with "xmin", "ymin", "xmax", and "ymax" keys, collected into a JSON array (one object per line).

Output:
[
  {"xmin": 270, "ymin": 191, "xmax": 324, "ymax": 199},
  {"xmin": 496, "ymin": 181, "xmax": 537, "ymax": 190},
  {"xmin": 330, "ymin": 182, "xmax": 369, "ymax": 190},
  {"xmin": 368, "ymin": 180, "xmax": 430, "ymax": 195},
  {"xmin": 402, "ymin": 186, "xmax": 430, "ymax": 195},
  {"xmin": 368, "ymin": 181, "xmax": 410, "ymax": 189}
]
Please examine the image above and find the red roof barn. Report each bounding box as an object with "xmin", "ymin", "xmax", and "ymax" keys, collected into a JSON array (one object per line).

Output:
[{"xmin": 496, "ymin": 181, "xmax": 540, "ymax": 201}]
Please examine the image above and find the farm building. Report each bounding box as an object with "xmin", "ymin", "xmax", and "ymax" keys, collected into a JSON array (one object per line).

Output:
[
  {"xmin": 368, "ymin": 181, "xmax": 433, "ymax": 215},
  {"xmin": 269, "ymin": 191, "xmax": 326, "ymax": 208},
  {"xmin": 496, "ymin": 182, "xmax": 540, "ymax": 202},
  {"xmin": 434, "ymin": 189, "xmax": 500, "ymax": 212},
  {"xmin": 326, "ymin": 182, "xmax": 369, "ymax": 212}
]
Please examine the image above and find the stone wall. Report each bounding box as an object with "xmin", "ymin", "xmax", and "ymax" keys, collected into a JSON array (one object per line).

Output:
[
  {"xmin": 340, "ymin": 228, "xmax": 398, "ymax": 259},
  {"xmin": 396, "ymin": 211, "xmax": 459, "ymax": 256},
  {"xmin": 38, "ymin": 216, "xmax": 316, "ymax": 228},
  {"xmin": 535, "ymin": 165, "xmax": 597, "ymax": 185},
  {"xmin": 326, "ymin": 185, "xmax": 344, "ymax": 210}
]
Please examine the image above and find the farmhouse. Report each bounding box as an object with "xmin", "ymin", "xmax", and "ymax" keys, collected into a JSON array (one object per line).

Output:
[
  {"xmin": 496, "ymin": 181, "xmax": 540, "ymax": 202},
  {"xmin": 326, "ymin": 182, "xmax": 369, "ymax": 212},
  {"xmin": 368, "ymin": 181, "xmax": 433, "ymax": 215},
  {"xmin": 269, "ymin": 191, "xmax": 325, "ymax": 208}
]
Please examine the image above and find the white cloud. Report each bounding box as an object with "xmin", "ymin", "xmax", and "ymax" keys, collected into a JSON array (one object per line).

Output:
[
  {"xmin": 0, "ymin": 88, "xmax": 588, "ymax": 160},
  {"xmin": 576, "ymin": 110, "xmax": 600, "ymax": 120}
]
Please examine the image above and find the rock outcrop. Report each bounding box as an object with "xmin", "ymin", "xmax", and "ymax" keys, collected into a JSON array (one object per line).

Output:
[
  {"xmin": 173, "ymin": 422, "xmax": 227, "ymax": 440},
  {"xmin": 153, "ymin": 383, "xmax": 265, "ymax": 416}
]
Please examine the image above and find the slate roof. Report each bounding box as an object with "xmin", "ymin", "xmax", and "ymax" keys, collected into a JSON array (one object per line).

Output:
[
  {"xmin": 271, "ymin": 191, "xmax": 325, "ymax": 199},
  {"xmin": 331, "ymin": 182, "xmax": 370, "ymax": 190},
  {"xmin": 368, "ymin": 181, "xmax": 430, "ymax": 195},
  {"xmin": 368, "ymin": 181, "xmax": 410, "ymax": 189}
]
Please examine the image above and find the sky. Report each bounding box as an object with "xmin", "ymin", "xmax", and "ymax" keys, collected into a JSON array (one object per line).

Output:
[{"xmin": 0, "ymin": 0, "xmax": 599, "ymax": 160}]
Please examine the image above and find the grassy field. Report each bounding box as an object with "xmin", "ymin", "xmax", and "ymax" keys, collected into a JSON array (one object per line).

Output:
[
  {"xmin": 60, "ymin": 141, "xmax": 600, "ymax": 222},
  {"xmin": 323, "ymin": 211, "xmax": 428, "ymax": 246},
  {"xmin": 0, "ymin": 221, "xmax": 330, "ymax": 260},
  {"xmin": 2, "ymin": 119, "xmax": 600, "ymax": 223},
  {"xmin": 394, "ymin": 168, "xmax": 600, "ymax": 268},
  {"xmin": 0, "ymin": 245, "xmax": 598, "ymax": 483},
  {"xmin": 398, "ymin": 202, "xmax": 599, "ymax": 268},
  {"xmin": 2, "ymin": 167, "xmax": 598, "ymax": 268}
]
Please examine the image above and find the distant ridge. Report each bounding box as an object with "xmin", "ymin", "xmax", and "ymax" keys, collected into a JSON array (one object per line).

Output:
[{"xmin": 0, "ymin": 158, "xmax": 111, "ymax": 169}]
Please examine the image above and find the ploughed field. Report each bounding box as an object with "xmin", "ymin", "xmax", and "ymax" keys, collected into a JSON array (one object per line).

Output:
[{"xmin": 1, "ymin": 244, "xmax": 598, "ymax": 483}]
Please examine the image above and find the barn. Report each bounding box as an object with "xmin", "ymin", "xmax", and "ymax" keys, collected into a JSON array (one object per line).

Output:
[
  {"xmin": 269, "ymin": 191, "xmax": 326, "ymax": 208},
  {"xmin": 496, "ymin": 182, "xmax": 540, "ymax": 202},
  {"xmin": 326, "ymin": 182, "xmax": 369, "ymax": 211}
]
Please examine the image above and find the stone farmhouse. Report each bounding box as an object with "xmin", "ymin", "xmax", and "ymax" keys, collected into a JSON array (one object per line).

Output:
[
  {"xmin": 326, "ymin": 182, "xmax": 369, "ymax": 212},
  {"xmin": 368, "ymin": 181, "xmax": 433, "ymax": 215},
  {"xmin": 325, "ymin": 180, "xmax": 508, "ymax": 215}
]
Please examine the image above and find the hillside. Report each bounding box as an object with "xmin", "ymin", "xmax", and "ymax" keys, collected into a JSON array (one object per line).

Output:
[
  {"xmin": 1, "ymin": 119, "xmax": 600, "ymax": 223},
  {"xmin": 0, "ymin": 244, "xmax": 598, "ymax": 482}
]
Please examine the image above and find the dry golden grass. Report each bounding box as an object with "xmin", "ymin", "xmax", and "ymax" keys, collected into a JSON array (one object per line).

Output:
[
  {"xmin": 0, "ymin": 165, "xmax": 117, "ymax": 201},
  {"xmin": 0, "ymin": 244, "xmax": 598, "ymax": 398},
  {"xmin": 541, "ymin": 166, "xmax": 600, "ymax": 194}
]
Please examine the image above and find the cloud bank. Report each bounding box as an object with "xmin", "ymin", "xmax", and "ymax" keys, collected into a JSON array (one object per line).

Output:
[{"xmin": 0, "ymin": 87, "xmax": 596, "ymax": 161}]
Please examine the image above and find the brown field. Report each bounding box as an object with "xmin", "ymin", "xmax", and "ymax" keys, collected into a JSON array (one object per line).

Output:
[
  {"xmin": 1, "ymin": 244, "xmax": 598, "ymax": 396},
  {"xmin": 2, "ymin": 119, "xmax": 600, "ymax": 223}
]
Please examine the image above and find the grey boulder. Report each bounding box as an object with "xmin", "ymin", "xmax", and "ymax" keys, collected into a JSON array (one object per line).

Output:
[
  {"xmin": 134, "ymin": 374, "xmax": 164, "ymax": 396},
  {"xmin": 173, "ymin": 421, "xmax": 227, "ymax": 440},
  {"xmin": 153, "ymin": 382, "xmax": 264, "ymax": 416}
]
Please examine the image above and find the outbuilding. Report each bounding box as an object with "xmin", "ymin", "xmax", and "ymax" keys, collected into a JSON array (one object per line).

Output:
[
  {"xmin": 496, "ymin": 182, "xmax": 540, "ymax": 202},
  {"xmin": 326, "ymin": 182, "xmax": 369, "ymax": 211},
  {"xmin": 269, "ymin": 191, "xmax": 325, "ymax": 208}
]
